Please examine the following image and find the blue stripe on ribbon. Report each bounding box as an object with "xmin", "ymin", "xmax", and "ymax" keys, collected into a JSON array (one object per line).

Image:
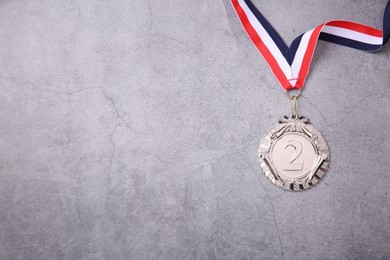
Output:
[
  {"xmin": 383, "ymin": 1, "xmax": 390, "ymax": 44},
  {"xmin": 319, "ymin": 33, "xmax": 382, "ymax": 52},
  {"xmin": 243, "ymin": 0, "xmax": 293, "ymax": 64},
  {"xmin": 243, "ymin": 0, "xmax": 389, "ymax": 64}
]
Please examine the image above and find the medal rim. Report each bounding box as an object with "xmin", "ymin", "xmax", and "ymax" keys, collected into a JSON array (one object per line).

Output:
[{"xmin": 258, "ymin": 115, "xmax": 330, "ymax": 191}]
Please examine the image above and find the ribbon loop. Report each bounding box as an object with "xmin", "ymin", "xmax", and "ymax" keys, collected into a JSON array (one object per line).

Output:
[{"xmin": 232, "ymin": 0, "xmax": 390, "ymax": 91}]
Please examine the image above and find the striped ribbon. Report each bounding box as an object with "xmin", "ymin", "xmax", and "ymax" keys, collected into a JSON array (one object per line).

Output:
[{"xmin": 232, "ymin": 0, "xmax": 390, "ymax": 91}]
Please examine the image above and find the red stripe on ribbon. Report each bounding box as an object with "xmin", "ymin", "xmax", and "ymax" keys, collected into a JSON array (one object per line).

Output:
[
  {"xmin": 296, "ymin": 25, "xmax": 324, "ymax": 90},
  {"xmin": 327, "ymin": 20, "xmax": 383, "ymax": 37},
  {"xmin": 232, "ymin": 0, "xmax": 293, "ymax": 90},
  {"xmin": 231, "ymin": 0, "xmax": 388, "ymax": 92}
]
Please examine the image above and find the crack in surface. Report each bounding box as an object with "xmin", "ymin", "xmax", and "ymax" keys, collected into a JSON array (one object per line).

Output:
[
  {"xmin": 326, "ymin": 93, "xmax": 384, "ymax": 127},
  {"xmin": 52, "ymin": 86, "xmax": 102, "ymax": 97},
  {"xmin": 141, "ymin": 149, "xmax": 173, "ymax": 166},
  {"xmin": 54, "ymin": 86, "xmax": 135, "ymax": 209},
  {"xmin": 243, "ymin": 153, "xmax": 285, "ymax": 260},
  {"xmin": 185, "ymin": 153, "xmax": 234, "ymax": 167},
  {"xmin": 270, "ymin": 191, "xmax": 286, "ymax": 201},
  {"xmin": 148, "ymin": 0, "xmax": 153, "ymax": 32},
  {"xmin": 220, "ymin": 0, "xmax": 239, "ymax": 42},
  {"xmin": 385, "ymin": 47, "xmax": 390, "ymax": 62},
  {"xmin": 0, "ymin": 75, "xmax": 54, "ymax": 96},
  {"xmin": 0, "ymin": 77, "xmax": 134, "ymax": 211},
  {"xmin": 301, "ymin": 94, "xmax": 328, "ymax": 123},
  {"xmin": 99, "ymin": 87, "xmax": 135, "ymax": 131},
  {"xmin": 302, "ymin": 93, "xmax": 385, "ymax": 129},
  {"xmin": 106, "ymin": 129, "xmax": 117, "ymax": 208},
  {"xmin": 350, "ymin": 189, "xmax": 369, "ymax": 251},
  {"xmin": 350, "ymin": 175, "xmax": 382, "ymax": 252},
  {"xmin": 47, "ymin": 85, "xmax": 136, "ymax": 132}
]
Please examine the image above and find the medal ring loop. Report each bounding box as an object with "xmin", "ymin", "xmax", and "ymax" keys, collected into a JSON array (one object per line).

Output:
[{"xmin": 285, "ymin": 89, "xmax": 301, "ymax": 99}]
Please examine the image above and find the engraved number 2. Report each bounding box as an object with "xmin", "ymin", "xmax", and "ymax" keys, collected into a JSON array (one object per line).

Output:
[{"xmin": 283, "ymin": 139, "xmax": 304, "ymax": 171}]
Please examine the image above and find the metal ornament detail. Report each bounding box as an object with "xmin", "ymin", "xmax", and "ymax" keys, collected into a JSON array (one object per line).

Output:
[{"xmin": 259, "ymin": 115, "xmax": 330, "ymax": 191}]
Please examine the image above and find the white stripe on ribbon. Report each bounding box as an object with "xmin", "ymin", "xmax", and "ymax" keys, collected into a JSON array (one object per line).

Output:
[
  {"xmin": 291, "ymin": 29, "xmax": 315, "ymax": 86},
  {"xmin": 232, "ymin": 0, "xmax": 387, "ymax": 90},
  {"xmin": 322, "ymin": 25, "xmax": 383, "ymax": 45},
  {"xmin": 238, "ymin": 0, "xmax": 292, "ymax": 80}
]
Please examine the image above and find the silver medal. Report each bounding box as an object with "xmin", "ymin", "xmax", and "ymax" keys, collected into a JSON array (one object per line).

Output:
[{"xmin": 259, "ymin": 114, "xmax": 330, "ymax": 191}]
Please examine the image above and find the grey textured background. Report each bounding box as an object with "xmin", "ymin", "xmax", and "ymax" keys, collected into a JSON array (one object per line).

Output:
[{"xmin": 0, "ymin": 0, "xmax": 389, "ymax": 259}]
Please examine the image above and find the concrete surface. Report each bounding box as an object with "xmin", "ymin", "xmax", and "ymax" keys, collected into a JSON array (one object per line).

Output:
[{"xmin": 0, "ymin": 0, "xmax": 389, "ymax": 259}]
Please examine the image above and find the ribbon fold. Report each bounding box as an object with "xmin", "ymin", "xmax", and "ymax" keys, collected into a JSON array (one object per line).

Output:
[{"xmin": 232, "ymin": 0, "xmax": 390, "ymax": 91}]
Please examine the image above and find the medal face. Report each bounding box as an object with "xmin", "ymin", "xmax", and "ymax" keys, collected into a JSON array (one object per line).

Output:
[{"xmin": 259, "ymin": 116, "xmax": 330, "ymax": 191}]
